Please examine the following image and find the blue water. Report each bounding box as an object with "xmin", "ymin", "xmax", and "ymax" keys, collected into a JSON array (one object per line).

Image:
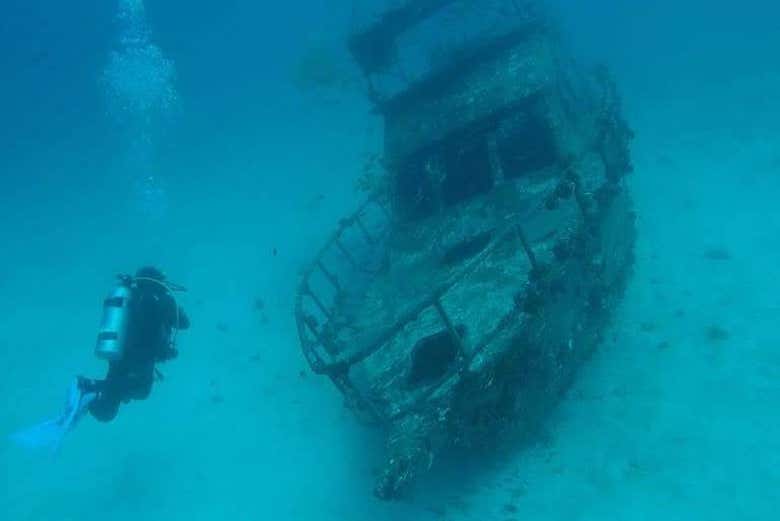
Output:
[{"xmin": 1, "ymin": 1, "xmax": 779, "ymax": 519}]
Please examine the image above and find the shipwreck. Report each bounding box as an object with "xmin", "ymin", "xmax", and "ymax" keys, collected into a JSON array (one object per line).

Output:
[{"xmin": 295, "ymin": 0, "xmax": 636, "ymax": 498}]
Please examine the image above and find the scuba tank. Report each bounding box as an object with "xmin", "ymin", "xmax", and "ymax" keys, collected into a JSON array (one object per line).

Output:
[{"xmin": 95, "ymin": 278, "xmax": 133, "ymax": 361}]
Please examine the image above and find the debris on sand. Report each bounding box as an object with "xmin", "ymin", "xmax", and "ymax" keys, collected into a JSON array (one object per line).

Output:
[
  {"xmin": 253, "ymin": 298, "xmax": 270, "ymax": 324},
  {"xmin": 705, "ymin": 325, "xmax": 730, "ymax": 343},
  {"xmin": 640, "ymin": 321, "xmax": 659, "ymax": 333},
  {"xmin": 703, "ymin": 247, "xmax": 731, "ymax": 261}
]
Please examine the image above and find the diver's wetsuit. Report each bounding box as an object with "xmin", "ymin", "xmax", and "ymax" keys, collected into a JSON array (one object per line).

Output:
[{"xmin": 84, "ymin": 279, "xmax": 189, "ymax": 422}]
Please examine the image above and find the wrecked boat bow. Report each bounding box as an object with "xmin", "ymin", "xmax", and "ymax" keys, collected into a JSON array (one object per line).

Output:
[{"xmin": 295, "ymin": 0, "xmax": 636, "ymax": 498}]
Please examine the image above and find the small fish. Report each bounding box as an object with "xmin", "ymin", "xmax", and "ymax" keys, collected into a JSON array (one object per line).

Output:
[{"xmin": 305, "ymin": 193, "xmax": 325, "ymax": 211}]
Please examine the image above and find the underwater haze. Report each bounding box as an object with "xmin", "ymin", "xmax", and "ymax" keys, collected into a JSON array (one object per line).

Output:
[{"xmin": 1, "ymin": 0, "xmax": 779, "ymax": 519}]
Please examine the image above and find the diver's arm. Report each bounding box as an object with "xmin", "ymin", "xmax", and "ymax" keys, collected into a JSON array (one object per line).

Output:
[
  {"xmin": 164, "ymin": 292, "xmax": 189, "ymax": 330},
  {"xmin": 176, "ymin": 307, "xmax": 190, "ymax": 330}
]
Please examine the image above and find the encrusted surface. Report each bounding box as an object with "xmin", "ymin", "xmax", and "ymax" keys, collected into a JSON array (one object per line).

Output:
[
  {"xmin": 384, "ymin": 34, "xmax": 554, "ymax": 164},
  {"xmin": 296, "ymin": 11, "xmax": 636, "ymax": 500}
]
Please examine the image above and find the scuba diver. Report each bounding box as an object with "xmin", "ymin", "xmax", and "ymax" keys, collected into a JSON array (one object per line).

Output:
[
  {"xmin": 10, "ymin": 267, "xmax": 189, "ymax": 450},
  {"xmin": 80, "ymin": 266, "xmax": 190, "ymax": 422}
]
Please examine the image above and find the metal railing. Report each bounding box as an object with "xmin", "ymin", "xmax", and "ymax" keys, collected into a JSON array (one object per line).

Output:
[
  {"xmin": 295, "ymin": 195, "xmax": 554, "ymax": 421},
  {"xmin": 294, "ymin": 127, "xmax": 617, "ymax": 421}
]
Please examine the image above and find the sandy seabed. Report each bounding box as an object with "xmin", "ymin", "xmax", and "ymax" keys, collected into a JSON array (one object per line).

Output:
[{"xmin": 1, "ymin": 65, "xmax": 778, "ymax": 521}]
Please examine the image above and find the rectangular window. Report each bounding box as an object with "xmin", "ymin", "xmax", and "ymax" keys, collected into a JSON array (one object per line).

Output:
[
  {"xmin": 496, "ymin": 110, "xmax": 557, "ymax": 179},
  {"xmin": 395, "ymin": 155, "xmax": 437, "ymax": 221},
  {"xmin": 441, "ymin": 138, "xmax": 494, "ymax": 207}
]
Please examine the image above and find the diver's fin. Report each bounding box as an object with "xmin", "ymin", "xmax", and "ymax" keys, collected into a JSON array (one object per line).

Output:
[{"xmin": 10, "ymin": 379, "xmax": 96, "ymax": 453}]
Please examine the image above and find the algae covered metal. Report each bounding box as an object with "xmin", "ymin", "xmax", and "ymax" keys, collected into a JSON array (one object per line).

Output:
[{"xmin": 295, "ymin": 0, "xmax": 636, "ymax": 498}]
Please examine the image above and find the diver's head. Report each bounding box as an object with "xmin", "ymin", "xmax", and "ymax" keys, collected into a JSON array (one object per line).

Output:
[
  {"xmin": 135, "ymin": 266, "xmax": 166, "ymax": 282},
  {"xmin": 134, "ymin": 266, "xmax": 169, "ymax": 293},
  {"xmin": 132, "ymin": 266, "xmax": 186, "ymax": 292}
]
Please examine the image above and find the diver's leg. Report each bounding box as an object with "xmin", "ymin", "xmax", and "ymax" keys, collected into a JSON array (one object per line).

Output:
[
  {"xmin": 88, "ymin": 392, "xmax": 120, "ymax": 422},
  {"xmin": 128, "ymin": 366, "xmax": 155, "ymax": 401},
  {"xmin": 83, "ymin": 366, "xmax": 122, "ymax": 422},
  {"xmin": 77, "ymin": 376, "xmax": 104, "ymax": 394}
]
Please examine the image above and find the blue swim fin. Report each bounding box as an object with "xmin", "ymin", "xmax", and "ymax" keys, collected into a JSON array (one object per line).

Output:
[{"xmin": 10, "ymin": 378, "xmax": 96, "ymax": 453}]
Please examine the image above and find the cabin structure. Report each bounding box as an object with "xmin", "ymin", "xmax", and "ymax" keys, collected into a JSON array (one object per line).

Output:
[{"xmin": 295, "ymin": 0, "xmax": 636, "ymax": 498}]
